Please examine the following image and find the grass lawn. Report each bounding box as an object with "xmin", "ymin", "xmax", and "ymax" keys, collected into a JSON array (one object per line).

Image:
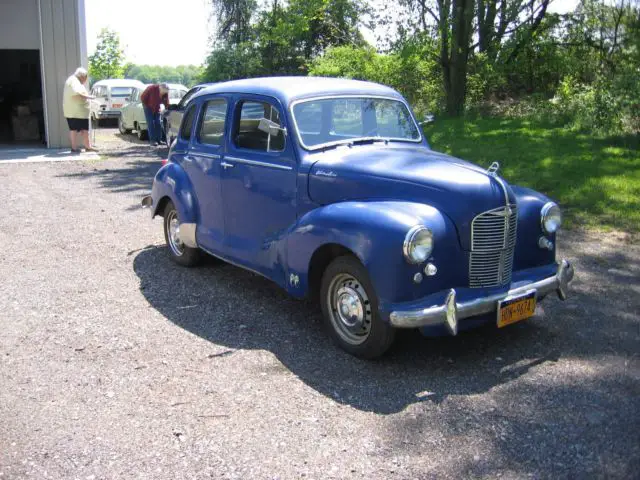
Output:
[{"xmin": 423, "ymin": 117, "xmax": 640, "ymax": 233}]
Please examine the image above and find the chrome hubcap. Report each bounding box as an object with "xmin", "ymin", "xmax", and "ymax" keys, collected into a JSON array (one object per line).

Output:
[
  {"xmin": 327, "ymin": 274, "xmax": 372, "ymax": 345},
  {"xmin": 166, "ymin": 210, "xmax": 184, "ymax": 256}
]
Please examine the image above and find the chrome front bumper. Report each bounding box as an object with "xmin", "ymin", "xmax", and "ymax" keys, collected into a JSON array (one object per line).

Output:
[{"xmin": 389, "ymin": 259, "xmax": 574, "ymax": 334}]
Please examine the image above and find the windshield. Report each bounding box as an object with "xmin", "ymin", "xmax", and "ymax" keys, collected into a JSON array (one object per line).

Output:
[
  {"xmin": 169, "ymin": 89, "xmax": 186, "ymax": 99},
  {"xmin": 110, "ymin": 87, "xmax": 133, "ymax": 97},
  {"xmin": 292, "ymin": 97, "xmax": 421, "ymax": 149}
]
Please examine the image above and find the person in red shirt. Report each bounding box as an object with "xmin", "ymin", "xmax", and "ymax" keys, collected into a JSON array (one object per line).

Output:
[{"xmin": 140, "ymin": 83, "xmax": 169, "ymax": 146}]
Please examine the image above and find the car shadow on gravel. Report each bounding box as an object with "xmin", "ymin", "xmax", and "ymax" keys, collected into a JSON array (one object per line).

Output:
[
  {"xmin": 132, "ymin": 246, "xmax": 597, "ymax": 415},
  {"xmin": 59, "ymin": 159, "xmax": 163, "ymax": 208}
]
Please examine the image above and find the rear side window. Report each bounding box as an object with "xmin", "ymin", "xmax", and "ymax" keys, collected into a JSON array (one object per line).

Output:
[
  {"xmin": 198, "ymin": 99, "xmax": 227, "ymax": 146},
  {"xmin": 234, "ymin": 100, "xmax": 284, "ymax": 152},
  {"xmin": 180, "ymin": 105, "xmax": 197, "ymax": 141}
]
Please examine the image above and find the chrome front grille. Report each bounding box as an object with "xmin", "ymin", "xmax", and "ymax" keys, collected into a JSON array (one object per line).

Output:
[{"xmin": 469, "ymin": 205, "xmax": 518, "ymax": 288}]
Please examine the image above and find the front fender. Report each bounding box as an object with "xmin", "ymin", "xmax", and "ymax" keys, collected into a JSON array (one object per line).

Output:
[
  {"xmin": 286, "ymin": 201, "xmax": 462, "ymax": 308},
  {"xmin": 512, "ymin": 185, "xmax": 556, "ymax": 270},
  {"xmin": 150, "ymin": 162, "xmax": 199, "ymax": 224}
]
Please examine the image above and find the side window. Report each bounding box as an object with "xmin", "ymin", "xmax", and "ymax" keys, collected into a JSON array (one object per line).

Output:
[
  {"xmin": 197, "ymin": 99, "xmax": 227, "ymax": 146},
  {"xmin": 235, "ymin": 100, "xmax": 284, "ymax": 152},
  {"xmin": 180, "ymin": 105, "xmax": 197, "ymax": 141}
]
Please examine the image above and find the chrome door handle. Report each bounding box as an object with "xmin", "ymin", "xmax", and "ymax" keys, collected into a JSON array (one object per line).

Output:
[{"xmin": 221, "ymin": 161, "xmax": 234, "ymax": 169}]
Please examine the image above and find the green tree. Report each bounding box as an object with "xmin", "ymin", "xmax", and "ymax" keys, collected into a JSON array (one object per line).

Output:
[
  {"xmin": 89, "ymin": 28, "xmax": 125, "ymax": 82},
  {"xmin": 398, "ymin": 0, "xmax": 551, "ymax": 115}
]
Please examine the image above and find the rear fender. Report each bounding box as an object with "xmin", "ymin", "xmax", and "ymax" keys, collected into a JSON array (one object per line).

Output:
[{"xmin": 150, "ymin": 162, "xmax": 199, "ymax": 224}]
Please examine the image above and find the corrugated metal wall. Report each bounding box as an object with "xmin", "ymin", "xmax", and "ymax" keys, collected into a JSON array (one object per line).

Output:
[{"xmin": 39, "ymin": 0, "xmax": 87, "ymax": 148}]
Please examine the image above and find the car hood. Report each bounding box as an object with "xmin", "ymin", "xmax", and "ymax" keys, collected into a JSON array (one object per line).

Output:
[{"xmin": 307, "ymin": 144, "xmax": 515, "ymax": 250}]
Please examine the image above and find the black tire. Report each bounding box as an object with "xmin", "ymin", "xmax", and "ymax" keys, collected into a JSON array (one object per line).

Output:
[
  {"xmin": 118, "ymin": 115, "xmax": 131, "ymax": 134},
  {"xmin": 137, "ymin": 127, "xmax": 148, "ymax": 141},
  {"xmin": 163, "ymin": 201, "xmax": 201, "ymax": 267},
  {"xmin": 320, "ymin": 256, "xmax": 395, "ymax": 359}
]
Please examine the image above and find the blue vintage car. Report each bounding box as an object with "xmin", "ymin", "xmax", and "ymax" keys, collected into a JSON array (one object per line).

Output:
[{"xmin": 141, "ymin": 77, "xmax": 574, "ymax": 359}]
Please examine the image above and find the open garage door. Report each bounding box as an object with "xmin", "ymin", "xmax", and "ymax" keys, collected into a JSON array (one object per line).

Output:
[{"xmin": 0, "ymin": 50, "xmax": 46, "ymax": 147}]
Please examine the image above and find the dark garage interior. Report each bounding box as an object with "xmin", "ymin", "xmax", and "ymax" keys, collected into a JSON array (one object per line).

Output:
[{"xmin": 0, "ymin": 49, "xmax": 45, "ymax": 146}]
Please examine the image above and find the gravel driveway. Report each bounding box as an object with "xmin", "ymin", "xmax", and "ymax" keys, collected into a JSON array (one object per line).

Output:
[{"xmin": 1, "ymin": 129, "xmax": 639, "ymax": 479}]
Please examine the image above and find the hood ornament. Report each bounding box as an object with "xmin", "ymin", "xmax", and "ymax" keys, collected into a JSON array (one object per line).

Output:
[{"xmin": 487, "ymin": 162, "xmax": 500, "ymax": 176}]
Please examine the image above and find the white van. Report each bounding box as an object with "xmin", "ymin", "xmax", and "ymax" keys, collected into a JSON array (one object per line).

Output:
[{"xmin": 90, "ymin": 78, "xmax": 145, "ymax": 121}]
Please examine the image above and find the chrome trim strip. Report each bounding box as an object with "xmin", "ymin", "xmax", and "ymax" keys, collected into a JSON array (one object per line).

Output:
[
  {"xmin": 493, "ymin": 175, "xmax": 511, "ymax": 209},
  {"xmin": 288, "ymin": 95, "xmax": 424, "ymax": 151},
  {"xmin": 224, "ymin": 156, "xmax": 293, "ymax": 171},
  {"xmin": 193, "ymin": 152, "xmax": 220, "ymax": 160},
  {"xmin": 389, "ymin": 259, "xmax": 574, "ymax": 328}
]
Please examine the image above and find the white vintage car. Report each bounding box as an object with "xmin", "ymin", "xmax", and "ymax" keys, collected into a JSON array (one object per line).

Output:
[
  {"xmin": 90, "ymin": 78, "xmax": 145, "ymax": 122},
  {"xmin": 118, "ymin": 83, "xmax": 188, "ymax": 140}
]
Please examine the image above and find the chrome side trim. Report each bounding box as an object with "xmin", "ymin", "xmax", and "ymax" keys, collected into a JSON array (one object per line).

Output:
[
  {"xmin": 493, "ymin": 174, "xmax": 511, "ymax": 209},
  {"xmin": 193, "ymin": 152, "xmax": 220, "ymax": 160},
  {"xmin": 178, "ymin": 223, "xmax": 197, "ymax": 248},
  {"xmin": 288, "ymin": 95, "xmax": 424, "ymax": 151},
  {"xmin": 389, "ymin": 259, "xmax": 574, "ymax": 328},
  {"xmin": 224, "ymin": 156, "xmax": 293, "ymax": 171}
]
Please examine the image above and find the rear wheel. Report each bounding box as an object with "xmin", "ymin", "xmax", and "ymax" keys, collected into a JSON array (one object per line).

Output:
[
  {"xmin": 320, "ymin": 256, "xmax": 395, "ymax": 359},
  {"xmin": 137, "ymin": 127, "xmax": 148, "ymax": 141},
  {"xmin": 163, "ymin": 201, "xmax": 201, "ymax": 267}
]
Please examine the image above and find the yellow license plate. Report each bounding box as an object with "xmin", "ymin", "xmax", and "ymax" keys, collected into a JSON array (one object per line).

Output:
[
  {"xmin": 497, "ymin": 290, "xmax": 536, "ymax": 328},
  {"xmin": 112, "ymin": 103, "xmax": 122, "ymax": 108}
]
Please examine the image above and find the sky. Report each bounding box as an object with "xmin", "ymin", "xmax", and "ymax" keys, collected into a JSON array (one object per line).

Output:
[
  {"xmin": 86, "ymin": 0, "xmax": 581, "ymax": 68},
  {"xmin": 85, "ymin": 0, "xmax": 214, "ymax": 66}
]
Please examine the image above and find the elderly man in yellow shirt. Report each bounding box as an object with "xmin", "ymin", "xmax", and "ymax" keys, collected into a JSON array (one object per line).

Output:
[{"xmin": 62, "ymin": 67, "xmax": 97, "ymax": 153}]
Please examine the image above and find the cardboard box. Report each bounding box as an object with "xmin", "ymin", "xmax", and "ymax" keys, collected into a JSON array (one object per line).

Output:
[
  {"xmin": 15, "ymin": 105, "xmax": 31, "ymax": 116},
  {"xmin": 11, "ymin": 114, "xmax": 40, "ymax": 141}
]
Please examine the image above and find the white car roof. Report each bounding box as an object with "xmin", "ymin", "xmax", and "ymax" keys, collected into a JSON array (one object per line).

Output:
[
  {"xmin": 92, "ymin": 78, "xmax": 145, "ymax": 88},
  {"xmin": 166, "ymin": 83, "xmax": 187, "ymax": 91}
]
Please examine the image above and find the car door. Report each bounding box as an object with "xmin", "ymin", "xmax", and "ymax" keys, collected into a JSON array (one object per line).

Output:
[
  {"xmin": 175, "ymin": 101, "xmax": 227, "ymax": 254},
  {"xmin": 187, "ymin": 97, "xmax": 229, "ymax": 252},
  {"xmin": 133, "ymin": 89, "xmax": 146, "ymax": 130},
  {"xmin": 219, "ymin": 95, "xmax": 297, "ymax": 276},
  {"xmin": 121, "ymin": 89, "xmax": 136, "ymax": 128}
]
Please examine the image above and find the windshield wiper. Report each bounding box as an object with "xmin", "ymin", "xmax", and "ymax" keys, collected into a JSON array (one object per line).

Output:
[
  {"xmin": 311, "ymin": 137, "xmax": 388, "ymax": 153},
  {"xmin": 347, "ymin": 137, "xmax": 388, "ymax": 147}
]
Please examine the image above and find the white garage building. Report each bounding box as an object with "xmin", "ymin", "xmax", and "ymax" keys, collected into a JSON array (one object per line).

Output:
[{"xmin": 0, "ymin": 0, "xmax": 87, "ymax": 148}]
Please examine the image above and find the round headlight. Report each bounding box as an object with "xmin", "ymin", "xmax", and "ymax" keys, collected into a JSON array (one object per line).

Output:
[
  {"xmin": 403, "ymin": 226, "xmax": 434, "ymax": 264},
  {"xmin": 541, "ymin": 202, "xmax": 562, "ymax": 234}
]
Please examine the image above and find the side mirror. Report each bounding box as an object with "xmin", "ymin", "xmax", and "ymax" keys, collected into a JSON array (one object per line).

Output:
[
  {"xmin": 258, "ymin": 117, "xmax": 286, "ymax": 136},
  {"xmin": 419, "ymin": 114, "xmax": 435, "ymax": 126}
]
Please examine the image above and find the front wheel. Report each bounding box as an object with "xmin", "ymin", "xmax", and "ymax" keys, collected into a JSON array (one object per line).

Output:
[
  {"xmin": 163, "ymin": 201, "xmax": 201, "ymax": 267},
  {"xmin": 137, "ymin": 128, "xmax": 148, "ymax": 141},
  {"xmin": 118, "ymin": 115, "xmax": 131, "ymax": 134},
  {"xmin": 320, "ymin": 256, "xmax": 395, "ymax": 359}
]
